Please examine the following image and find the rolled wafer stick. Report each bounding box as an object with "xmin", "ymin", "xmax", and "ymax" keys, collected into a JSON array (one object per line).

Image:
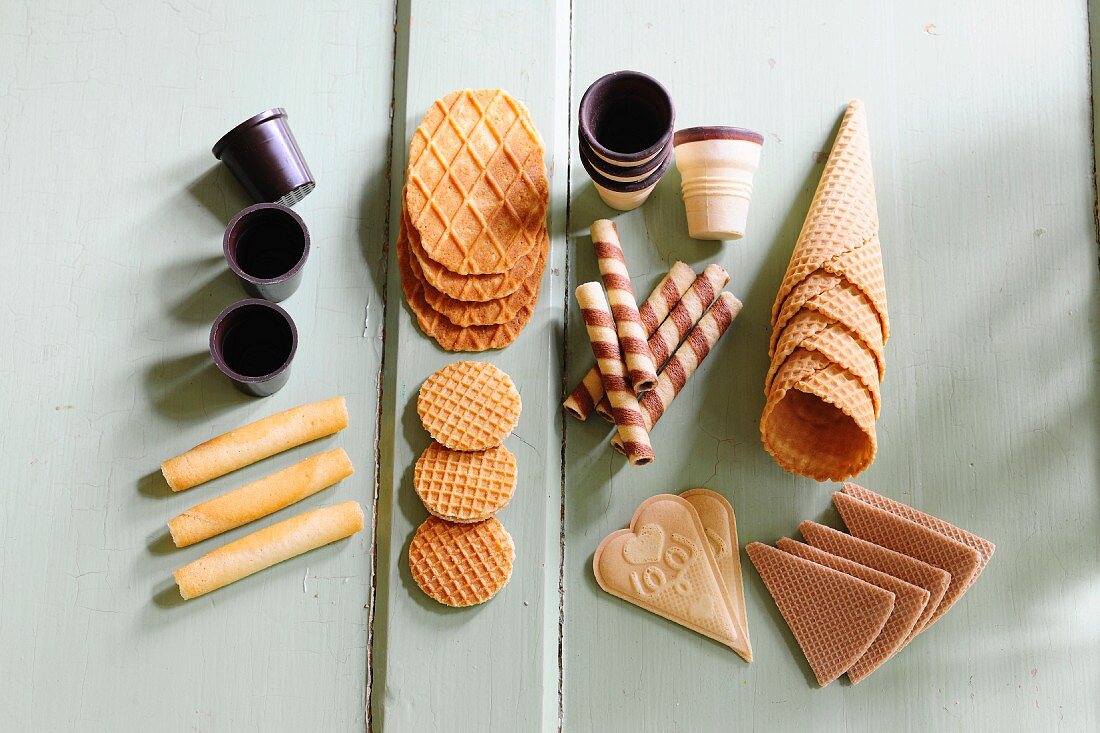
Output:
[
  {"xmin": 612, "ymin": 292, "xmax": 743, "ymax": 453},
  {"xmin": 591, "ymin": 219, "xmax": 658, "ymax": 394},
  {"xmin": 563, "ymin": 261, "xmax": 695, "ymax": 420},
  {"xmin": 576, "ymin": 282, "xmax": 655, "ymax": 465},
  {"xmin": 173, "ymin": 501, "xmax": 364, "ymax": 600},
  {"xmin": 594, "ymin": 264, "xmax": 730, "ymax": 418},
  {"xmin": 161, "ymin": 397, "xmax": 349, "ymax": 492},
  {"xmin": 167, "ymin": 448, "xmax": 355, "ymax": 548}
]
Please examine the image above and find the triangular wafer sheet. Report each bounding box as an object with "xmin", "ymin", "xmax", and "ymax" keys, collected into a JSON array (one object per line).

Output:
[
  {"xmin": 594, "ymin": 495, "xmax": 750, "ymax": 657},
  {"xmin": 777, "ymin": 538, "xmax": 928, "ymax": 684},
  {"xmin": 799, "ymin": 521, "xmax": 949, "ymax": 643},
  {"xmin": 746, "ymin": 542, "xmax": 894, "ymax": 687},
  {"xmin": 834, "ymin": 492, "xmax": 981, "ymax": 627},
  {"xmin": 681, "ymin": 489, "xmax": 752, "ymax": 661},
  {"xmin": 842, "ymin": 483, "xmax": 995, "ymax": 589}
]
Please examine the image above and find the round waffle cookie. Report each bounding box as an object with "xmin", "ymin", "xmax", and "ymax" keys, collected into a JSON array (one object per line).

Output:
[
  {"xmin": 417, "ymin": 361, "xmax": 521, "ymax": 450},
  {"xmin": 405, "ymin": 89, "xmax": 548, "ymax": 275},
  {"xmin": 414, "ymin": 442, "xmax": 517, "ymax": 522},
  {"xmin": 409, "ymin": 515, "xmax": 515, "ymax": 607}
]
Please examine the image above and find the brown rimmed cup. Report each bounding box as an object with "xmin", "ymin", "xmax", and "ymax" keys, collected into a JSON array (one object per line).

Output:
[
  {"xmin": 212, "ymin": 108, "xmax": 315, "ymax": 207},
  {"xmin": 223, "ymin": 203, "xmax": 310, "ymax": 302},
  {"xmin": 578, "ymin": 71, "xmax": 675, "ymax": 166},
  {"xmin": 210, "ymin": 299, "xmax": 298, "ymax": 397}
]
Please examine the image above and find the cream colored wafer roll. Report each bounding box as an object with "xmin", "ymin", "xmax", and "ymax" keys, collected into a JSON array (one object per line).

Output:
[
  {"xmin": 173, "ymin": 501, "xmax": 364, "ymax": 600},
  {"xmin": 612, "ymin": 292, "xmax": 742, "ymax": 453},
  {"xmin": 594, "ymin": 263, "xmax": 729, "ymax": 418},
  {"xmin": 161, "ymin": 397, "xmax": 349, "ymax": 492},
  {"xmin": 591, "ymin": 219, "xmax": 658, "ymax": 394},
  {"xmin": 168, "ymin": 448, "xmax": 355, "ymax": 548},
  {"xmin": 563, "ymin": 261, "xmax": 695, "ymax": 420},
  {"xmin": 576, "ymin": 282, "xmax": 654, "ymax": 465}
]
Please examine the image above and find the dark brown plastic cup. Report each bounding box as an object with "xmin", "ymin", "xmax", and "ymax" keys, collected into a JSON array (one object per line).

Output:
[
  {"xmin": 210, "ymin": 299, "xmax": 298, "ymax": 397},
  {"xmin": 578, "ymin": 71, "xmax": 675, "ymax": 166},
  {"xmin": 212, "ymin": 108, "xmax": 315, "ymax": 207},
  {"xmin": 223, "ymin": 203, "xmax": 310, "ymax": 302}
]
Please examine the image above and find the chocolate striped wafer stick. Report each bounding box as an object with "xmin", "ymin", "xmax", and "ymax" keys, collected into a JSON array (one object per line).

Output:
[
  {"xmin": 591, "ymin": 219, "xmax": 658, "ymax": 394},
  {"xmin": 563, "ymin": 261, "xmax": 695, "ymax": 420},
  {"xmin": 594, "ymin": 264, "xmax": 729, "ymax": 420},
  {"xmin": 576, "ymin": 282, "xmax": 655, "ymax": 465},
  {"xmin": 612, "ymin": 292, "xmax": 743, "ymax": 454}
]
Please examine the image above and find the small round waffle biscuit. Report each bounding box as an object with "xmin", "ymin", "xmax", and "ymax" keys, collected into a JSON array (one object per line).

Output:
[
  {"xmin": 417, "ymin": 361, "xmax": 521, "ymax": 450},
  {"xmin": 414, "ymin": 442, "xmax": 517, "ymax": 523},
  {"xmin": 409, "ymin": 515, "xmax": 515, "ymax": 607}
]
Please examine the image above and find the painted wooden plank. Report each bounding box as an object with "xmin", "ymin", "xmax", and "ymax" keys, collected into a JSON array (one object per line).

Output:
[
  {"xmin": 0, "ymin": 1, "xmax": 395, "ymax": 729},
  {"xmin": 369, "ymin": 0, "xmax": 569, "ymax": 730},
  {"xmin": 563, "ymin": 1, "xmax": 1099, "ymax": 731}
]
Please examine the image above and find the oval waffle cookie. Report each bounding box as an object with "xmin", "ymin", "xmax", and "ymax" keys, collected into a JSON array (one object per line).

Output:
[
  {"xmin": 414, "ymin": 442, "xmax": 517, "ymax": 522},
  {"xmin": 417, "ymin": 361, "xmax": 521, "ymax": 450},
  {"xmin": 409, "ymin": 515, "xmax": 515, "ymax": 607},
  {"xmin": 406, "ymin": 89, "xmax": 548, "ymax": 275}
]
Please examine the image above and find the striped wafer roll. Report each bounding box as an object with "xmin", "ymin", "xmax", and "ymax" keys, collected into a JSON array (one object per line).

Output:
[
  {"xmin": 591, "ymin": 219, "xmax": 658, "ymax": 394},
  {"xmin": 576, "ymin": 282, "xmax": 655, "ymax": 465},
  {"xmin": 563, "ymin": 261, "xmax": 695, "ymax": 420},
  {"xmin": 612, "ymin": 292, "xmax": 743, "ymax": 453}
]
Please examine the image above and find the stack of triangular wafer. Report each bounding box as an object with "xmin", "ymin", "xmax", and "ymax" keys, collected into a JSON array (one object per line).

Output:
[
  {"xmin": 398, "ymin": 89, "xmax": 550, "ymax": 352},
  {"xmin": 762, "ymin": 100, "xmax": 888, "ymax": 482},
  {"xmin": 747, "ymin": 483, "xmax": 994, "ymax": 686}
]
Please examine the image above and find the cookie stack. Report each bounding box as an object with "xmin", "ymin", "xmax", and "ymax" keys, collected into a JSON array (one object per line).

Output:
[
  {"xmin": 747, "ymin": 483, "xmax": 994, "ymax": 686},
  {"xmin": 398, "ymin": 89, "xmax": 550, "ymax": 352},
  {"xmin": 408, "ymin": 361, "xmax": 522, "ymax": 607},
  {"xmin": 761, "ymin": 100, "xmax": 888, "ymax": 482}
]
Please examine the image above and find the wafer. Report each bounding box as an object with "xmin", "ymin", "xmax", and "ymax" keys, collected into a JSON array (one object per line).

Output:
[
  {"xmin": 594, "ymin": 494, "xmax": 750, "ymax": 657},
  {"xmin": 777, "ymin": 538, "xmax": 928, "ymax": 683},
  {"xmin": 414, "ymin": 442, "xmax": 516, "ymax": 523},
  {"xmin": 746, "ymin": 542, "xmax": 894, "ymax": 687},
  {"xmin": 417, "ymin": 361, "xmax": 521, "ymax": 451},
  {"xmin": 168, "ymin": 448, "xmax": 354, "ymax": 548},
  {"xmin": 612, "ymin": 293, "xmax": 741, "ymax": 454},
  {"xmin": 799, "ymin": 521, "xmax": 949, "ymax": 642},
  {"xmin": 173, "ymin": 501, "xmax": 364, "ymax": 600},
  {"xmin": 834, "ymin": 492, "xmax": 981, "ymax": 626},
  {"xmin": 160, "ymin": 397, "xmax": 349, "ymax": 492},
  {"xmin": 681, "ymin": 489, "xmax": 751, "ymax": 660},
  {"xmin": 564, "ymin": 262, "xmax": 696, "ymax": 420},
  {"xmin": 406, "ymin": 89, "xmax": 547, "ymax": 275},
  {"xmin": 591, "ymin": 219, "xmax": 658, "ymax": 393},
  {"xmin": 841, "ymin": 483, "xmax": 995, "ymax": 589},
  {"xmin": 409, "ymin": 515, "xmax": 515, "ymax": 607},
  {"xmin": 576, "ymin": 282, "xmax": 654, "ymax": 465}
]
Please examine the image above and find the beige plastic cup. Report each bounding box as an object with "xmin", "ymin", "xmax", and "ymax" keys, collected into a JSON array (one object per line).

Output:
[{"xmin": 673, "ymin": 126, "xmax": 764, "ymax": 240}]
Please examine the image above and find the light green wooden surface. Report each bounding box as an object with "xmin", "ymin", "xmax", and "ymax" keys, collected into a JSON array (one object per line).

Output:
[{"xmin": 1, "ymin": 0, "xmax": 1098, "ymax": 731}]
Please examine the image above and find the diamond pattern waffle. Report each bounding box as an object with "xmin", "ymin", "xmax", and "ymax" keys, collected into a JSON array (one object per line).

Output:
[
  {"xmin": 406, "ymin": 89, "xmax": 548, "ymax": 275},
  {"xmin": 398, "ymin": 217, "xmax": 537, "ymax": 351},
  {"xmin": 746, "ymin": 542, "xmax": 894, "ymax": 687},
  {"xmin": 409, "ymin": 515, "xmax": 515, "ymax": 607},
  {"xmin": 842, "ymin": 483, "xmax": 995, "ymax": 589},
  {"xmin": 414, "ymin": 442, "xmax": 517, "ymax": 523},
  {"xmin": 417, "ymin": 361, "xmax": 521, "ymax": 451},
  {"xmin": 834, "ymin": 492, "xmax": 981, "ymax": 627},
  {"xmin": 799, "ymin": 521, "xmax": 949, "ymax": 642},
  {"xmin": 777, "ymin": 538, "xmax": 928, "ymax": 684}
]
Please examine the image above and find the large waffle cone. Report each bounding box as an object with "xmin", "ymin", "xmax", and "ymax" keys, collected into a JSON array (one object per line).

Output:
[
  {"xmin": 762, "ymin": 348, "xmax": 877, "ymax": 482},
  {"xmin": 770, "ymin": 100, "xmax": 887, "ymax": 341},
  {"xmin": 406, "ymin": 89, "xmax": 548, "ymax": 275},
  {"xmin": 746, "ymin": 542, "xmax": 894, "ymax": 687},
  {"xmin": 767, "ymin": 310, "xmax": 880, "ymax": 417}
]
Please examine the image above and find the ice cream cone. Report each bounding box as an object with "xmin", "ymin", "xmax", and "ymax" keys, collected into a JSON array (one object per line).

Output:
[{"xmin": 673, "ymin": 126, "xmax": 763, "ymax": 240}]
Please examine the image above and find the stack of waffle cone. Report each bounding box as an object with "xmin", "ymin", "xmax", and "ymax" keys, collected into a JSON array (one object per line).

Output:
[{"xmin": 761, "ymin": 100, "xmax": 887, "ymax": 482}]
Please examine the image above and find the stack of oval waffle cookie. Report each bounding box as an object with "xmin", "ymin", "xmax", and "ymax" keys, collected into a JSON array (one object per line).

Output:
[
  {"xmin": 408, "ymin": 361, "xmax": 522, "ymax": 607},
  {"xmin": 762, "ymin": 100, "xmax": 889, "ymax": 482},
  {"xmin": 398, "ymin": 89, "xmax": 550, "ymax": 352}
]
